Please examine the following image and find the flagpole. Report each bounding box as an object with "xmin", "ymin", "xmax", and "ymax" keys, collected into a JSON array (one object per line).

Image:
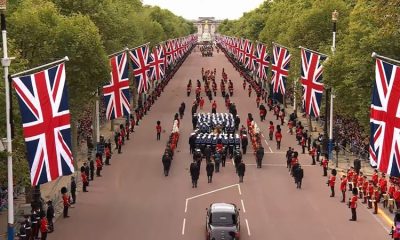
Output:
[
  {"xmin": 128, "ymin": 42, "xmax": 151, "ymax": 52},
  {"xmin": 108, "ymin": 47, "xmax": 129, "ymax": 58},
  {"xmin": 0, "ymin": 2, "xmax": 15, "ymax": 238},
  {"xmin": 272, "ymin": 42, "xmax": 290, "ymax": 50},
  {"xmin": 371, "ymin": 52, "xmax": 400, "ymax": 65},
  {"xmin": 330, "ymin": 10, "xmax": 338, "ymax": 165},
  {"xmin": 11, "ymin": 56, "xmax": 69, "ymax": 78},
  {"xmin": 298, "ymin": 46, "xmax": 329, "ymax": 58}
]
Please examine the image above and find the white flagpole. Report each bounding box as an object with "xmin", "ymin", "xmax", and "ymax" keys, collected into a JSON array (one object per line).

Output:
[{"xmin": 11, "ymin": 56, "xmax": 69, "ymax": 78}]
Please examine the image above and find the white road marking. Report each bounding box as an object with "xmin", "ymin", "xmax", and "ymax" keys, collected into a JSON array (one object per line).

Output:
[
  {"xmin": 185, "ymin": 199, "xmax": 188, "ymax": 213},
  {"xmin": 245, "ymin": 219, "xmax": 251, "ymax": 236},
  {"xmin": 238, "ymin": 184, "xmax": 242, "ymax": 195},
  {"xmin": 268, "ymin": 146, "xmax": 273, "ymax": 153},
  {"xmin": 261, "ymin": 134, "xmax": 265, "ymax": 138},
  {"xmin": 241, "ymin": 199, "xmax": 246, "ymax": 213},
  {"xmin": 182, "ymin": 218, "xmax": 186, "ymax": 235},
  {"xmin": 264, "ymin": 140, "xmax": 269, "ymax": 145}
]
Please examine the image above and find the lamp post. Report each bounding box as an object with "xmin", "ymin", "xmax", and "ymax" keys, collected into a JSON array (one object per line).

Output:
[
  {"xmin": 329, "ymin": 10, "xmax": 338, "ymax": 164},
  {"xmin": 0, "ymin": 1, "xmax": 15, "ymax": 239}
]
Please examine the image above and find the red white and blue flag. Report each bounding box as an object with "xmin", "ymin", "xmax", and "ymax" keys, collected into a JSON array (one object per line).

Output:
[
  {"xmin": 148, "ymin": 44, "xmax": 165, "ymax": 81},
  {"xmin": 369, "ymin": 58, "xmax": 400, "ymax": 176},
  {"xmin": 12, "ymin": 63, "xmax": 74, "ymax": 186},
  {"xmin": 238, "ymin": 39, "xmax": 248, "ymax": 63},
  {"xmin": 253, "ymin": 43, "xmax": 270, "ymax": 80},
  {"xmin": 300, "ymin": 48, "xmax": 326, "ymax": 117},
  {"xmin": 271, "ymin": 44, "xmax": 291, "ymax": 96},
  {"xmin": 103, "ymin": 52, "xmax": 130, "ymax": 120},
  {"xmin": 165, "ymin": 40, "xmax": 174, "ymax": 66},
  {"xmin": 244, "ymin": 41, "xmax": 255, "ymax": 71},
  {"xmin": 130, "ymin": 44, "xmax": 152, "ymax": 94}
]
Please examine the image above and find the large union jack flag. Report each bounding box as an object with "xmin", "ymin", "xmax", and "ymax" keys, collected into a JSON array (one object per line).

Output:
[
  {"xmin": 253, "ymin": 43, "xmax": 270, "ymax": 80},
  {"xmin": 12, "ymin": 63, "xmax": 74, "ymax": 186},
  {"xmin": 271, "ymin": 44, "xmax": 291, "ymax": 96},
  {"xmin": 370, "ymin": 58, "xmax": 400, "ymax": 176},
  {"xmin": 103, "ymin": 52, "xmax": 130, "ymax": 120},
  {"xmin": 130, "ymin": 44, "xmax": 152, "ymax": 94},
  {"xmin": 300, "ymin": 48, "xmax": 327, "ymax": 117},
  {"xmin": 148, "ymin": 44, "xmax": 165, "ymax": 81},
  {"xmin": 238, "ymin": 39, "xmax": 248, "ymax": 63}
]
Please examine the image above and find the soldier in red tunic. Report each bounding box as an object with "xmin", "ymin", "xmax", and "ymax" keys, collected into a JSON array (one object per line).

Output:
[
  {"xmin": 340, "ymin": 175, "xmax": 347, "ymax": 202},
  {"xmin": 275, "ymin": 129, "xmax": 282, "ymax": 150},
  {"xmin": 321, "ymin": 155, "xmax": 328, "ymax": 176},
  {"xmin": 156, "ymin": 120, "xmax": 162, "ymax": 141},
  {"xmin": 268, "ymin": 121, "xmax": 274, "ymax": 141},
  {"xmin": 349, "ymin": 189, "xmax": 358, "ymax": 221},
  {"xmin": 96, "ymin": 154, "xmax": 103, "ymax": 177},
  {"xmin": 248, "ymin": 85, "xmax": 252, "ymax": 97},
  {"xmin": 328, "ymin": 169, "xmax": 337, "ymax": 197}
]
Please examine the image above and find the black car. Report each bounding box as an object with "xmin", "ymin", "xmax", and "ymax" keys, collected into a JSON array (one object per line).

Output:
[{"xmin": 206, "ymin": 203, "xmax": 240, "ymax": 240}]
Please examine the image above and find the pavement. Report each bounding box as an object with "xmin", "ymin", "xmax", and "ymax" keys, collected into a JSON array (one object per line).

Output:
[{"xmin": 4, "ymin": 49, "xmax": 393, "ymax": 239}]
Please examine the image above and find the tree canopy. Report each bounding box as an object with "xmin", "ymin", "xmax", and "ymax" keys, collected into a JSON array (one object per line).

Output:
[
  {"xmin": 218, "ymin": 0, "xmax": 400, "ymax": 131},
  {"xmin": 0, "ymin": 0, "xmax": 195, "ymax": 186}
]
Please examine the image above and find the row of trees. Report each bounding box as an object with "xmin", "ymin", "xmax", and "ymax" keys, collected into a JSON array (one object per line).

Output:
[
  {"xmin": 0, "ymin": 0, "xmax": 195, "ymax": 186},
  {"xmin": 218, "ymin": 0, "xmax": 400, "ymax": 132}
]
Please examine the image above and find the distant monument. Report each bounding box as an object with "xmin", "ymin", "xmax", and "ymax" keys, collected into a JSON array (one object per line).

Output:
[{"xmin": 192, "ymin": 17, "xmax": 222, "ymax": 43}]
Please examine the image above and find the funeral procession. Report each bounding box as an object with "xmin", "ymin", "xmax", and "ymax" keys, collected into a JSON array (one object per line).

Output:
[{"xmin": 0, "ymin": 0, "xmax": 399, "ymax": 240}]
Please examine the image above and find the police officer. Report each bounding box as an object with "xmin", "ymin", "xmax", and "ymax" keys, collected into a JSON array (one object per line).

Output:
[
  {"xmin": 190, "ymin": 160, "xmax": 200, "ymax": 188},
  {"xmin": 237, "ymin": 161, "xmax": 246, "ymax": 183},
  {"xmin": 162, "ymin": 151, "xmax": 172, "ymax": 176},
  {"xmin": 70, "ymin": 176, "xmax": 76, "ymax": 204},
  {"xmin": 46, "ymin": 200, "xmax": 55, "ymax": 233},
  {"xmin": 214, "ymin": 151, "xmax": 221, "ymax": 173},
  {"xmin": 204, "ymin": 145, "xmax": 212, "ymax": 162},
  {"xmin": 206, "ymin": 161, "xmax": 215, "ymax": 183},
  {"xmin": 256, "ymin": 145, "xmax": 264, "ymax": 168}
]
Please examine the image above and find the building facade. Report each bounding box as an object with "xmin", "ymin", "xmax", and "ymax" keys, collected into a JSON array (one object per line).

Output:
[{"xmin": 192, "ymin": 17, "xmax": 222, "ymax": 42}]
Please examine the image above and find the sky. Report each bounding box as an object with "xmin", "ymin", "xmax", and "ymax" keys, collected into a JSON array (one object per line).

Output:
[{"xmin": 141, "ymin": 0, "xmax": 265, "ymax": 20}]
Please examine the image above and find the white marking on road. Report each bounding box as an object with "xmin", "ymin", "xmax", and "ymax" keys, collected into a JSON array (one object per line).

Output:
[
  {"xmin": 182, "ymin": 218, "xmax": 186, "ymax": 235},
  {"xmin": 186, "ymin": 184, "xmax": 241, "ymax": 201},
  {"xmin": 241, "ymin": 199, "xmax": 246, "ymax": 213},
  {"xmin": 268, "ymin": 146, "xmax": 273, "ymax": 153},
  {"xmin": 264, "ymin": 140, "xmax": 269, "ymax": 145},
  {"xmin": 185, "ymin": 199, "xmax": 188, "ymax": 213},
  {"xmin": 232, "ymin": 158, "xmax": 235, "ymax": 166},
  {"xmin": 238, "ymin": 184, "xmax": 242, "ymax": 195},
  {"xmin": 261, "ymin": 134, "xmax": 265, "ymax": 138},
  {"xmin": 245, "ymin": 219, "xmax": 251, "ymax": 236}
]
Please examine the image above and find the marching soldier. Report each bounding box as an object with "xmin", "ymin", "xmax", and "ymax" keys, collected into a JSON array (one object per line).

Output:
[
  {"xmin": 321, "ymin": 155, "xmax": 328, "ymax": 176},
  {"xmin": 190, "ymin": 160, "xmax": 200, "ymax": 188},
  {"xmin": 268, "ymin": 121, "xmax": 274, "ymax": 141},
  {"xmin": 23, "ymin": 215, "xmax": 32, "ymax": 239},
  {"xmin": 275, "ymin": 129, "xmax": 282, "ymax": 150},
  {"xmin": 156, "ymin": 121, "xmax": 162, "ymax": 141},
  {"xmin": 212, "ymin": 100, "xmax": 217, "ymax": 114},
  {"xmin": 40, "ymin": 214, "xmax": 49, "ymax": 240},
  {"xmin": 243, "ymin": 79, "xmax": 246, "ymax": 90},
  {"xmin": 286, "ymin": 147, "xmax": 293, "ymax": 169},
  {"xmin": 256, "ymin": 145, "xmax": 264, "ymax": 168},
  {"xmin": 214, "ymin": 151, "xmax": 221, "ymax": 173},
  {"xmin": 241, "ymin": 134, "xmax": 248, "ymax": 154},
  {"xmin": 294, "ymin": 165, "xmax": 304, "ymax": 189},
  {"xmin": 248, "ymin": 85, "xmax": 252, "ymax": 97},
  {"xmin": 19, "ymin": 219, "xmax": 27, "ymax": 240},
  {"xmin": 162, "ymin": 151, "xmax": 172, "ymax": 176},
  {"xmin": 237, "ymin": 161, "xmax": 246, "ymax": 183},
  {"xmin": 309, "ymin": 145, "xmax": 316, "ymax": 165},
  {"xmin": 31, "ymin": 208, "xmax": 39, "ymax": 240},
  {"xmin": 206, "ymin": 160, "xmax": 215, "ymax": 183}
]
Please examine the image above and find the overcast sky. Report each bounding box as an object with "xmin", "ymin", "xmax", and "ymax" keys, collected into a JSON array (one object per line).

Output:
[{"xmin": 142, "ymin": 0, "xmax": 265, "ymax": 20}]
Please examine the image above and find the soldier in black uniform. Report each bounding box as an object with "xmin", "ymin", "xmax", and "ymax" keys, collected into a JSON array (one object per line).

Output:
[
  {"xmin": 23, "ymin": 215, "xmax": 31, "ymax": 240},
  {"xmin": 256, "ymin": 145, "xmax": 264, "ymax": 168},
  {"xmin": 190, "ymin": 161, "xmax": 200, "ymax": 188},
  {"xmin": 162, "ymin": 151, "xmax": 172, "ymax": 176},
  {"xmin": 189, "ymin": 133, "xmax": 196, "ymax": 154},
  {"xmin": 46, "ymin": 200, "xmax": 55, "ymax": 233},
  {"xmin": 294, "ymin": 165, "xmax": 304, "ymax": 189},
  {"xmin": 241, "ymin": 134, "xmax": 248, "ymax": 154},
  {"xmin": 204, "ymin": 145, "xmax": 212, "ymax": 162},
  {"xmin": 84, "ymin": 161, "xmax": 90, "ymax": 184},
  {"xmin": 19, "ymin": 219, "xmax": 27, "ymax": 240},
  {"xmin": 31, "ymin": 207, "xmax": 40, "ymax": 240},
  {"xmin": 237, "ymin": 161, "xmax": 246, "ymax": 183},
  {"xmin": 286, "ymin": 147, "xmax": 293, "ymax": 169},
  {"xmin": 70, "ymin": 176, "xmax": 76, "ymax": 204},
  {"xmin": 221, "ymin": 147, "xmax": 227, "ymax": 167},
  {"xmin": 206, "ymin": 161, "xmax": 215, "ymax": 183},
  {"xmin": 233, "ymin": 150, "xmax": 242, "ymax": 173}
]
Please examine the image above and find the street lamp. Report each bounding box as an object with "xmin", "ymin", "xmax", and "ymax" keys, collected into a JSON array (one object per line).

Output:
[
  {"xmin": 329, "ymin": 10, "xmax": 338, "ymax": 164},
  {"xmin": 0, "ymin": 0, "xmax": 15, "ymax": 239}
]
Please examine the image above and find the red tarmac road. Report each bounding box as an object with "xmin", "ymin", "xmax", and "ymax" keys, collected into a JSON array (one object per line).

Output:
[{"xmin": 51, "ymin": 50, "xmax": 390, "ymax": 240}]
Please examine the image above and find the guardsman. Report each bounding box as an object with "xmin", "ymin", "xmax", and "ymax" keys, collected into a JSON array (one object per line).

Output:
[
  {"xmin": 268, "ymin": 121, "xmax": 274, "ymax": 141},
  {"xmin": 372, "ymin": 169, "xmax": 379, "ymax": 186},
  {"xmin": 248, "ymin": 85, "xmax": 252, "ymax": 97},
  {"xmin": 61, "ymin": 187, "xmax": 70, "ymax": 218},
  {"xmin": 301, "ymin": 135, "xmax": 306, "ymax": 154},
  {"xmin": 372, "ymin": 187, "xmax": 380, "ymax": 214},
  {"xmin": 347, "ymin": 167, "xmax": 355, "ymax": 191},
  {"xmin": 187, "ymin": 84, "xmax": 191, "ymax": 97},
  {"xmin": 379, "ymin": 173, "xmax": 388, "ymax": 195},
  {"xmin": 105, "ymin": 144, "xmax": 111, "ymax": 165},
  {"xmin": 357, "ymin": 173, "xmax": 365, "ymax": 199},
  {"xmin": 275, "ymin": 129, "xmax": 282, "ymax": 150},
  {"xmin": 290, "ymin": 152, "xmax": 299, "ymax": 175},
  {"xmin": 81, "ymin": 168, "xmax": 88, "ymax": 192},
  {"xmin": 309, "ymin": 145, "xmax": 316, "ymax": 165},
  {"xmin": 259, "ymin": 104, "xmax": 266, "ymax": 122},
  {"xmin": 125, "ymin": 121, "xmax": 130, "ymax": 140},
  {"xmin": 340, "ymin": 175, "xmax": 347, "ymax": 203},
  {"xmin": 237, "ymin": 161, "xmax": 246, "ymax": 183},
  {"xmin": 40, "ymin": 214, "xmax": 49, "ymax": 240},
  {"xmin": 96, "ymin": 154, "xmax": 103, "ymax": 177},
  {"xmin": 256, "ymin": 95, "xmax": 261, "ymax": 108},
  {"xmin": 45, "ymin": 203, "xmax": 53, "ymax": 233},
  {"xmin": 212, "ymin": 100, "xmax": 217, "ymax": 114},
  {"xmin": 228, "ymin": 83, "xmax": 233, "ymax": 97},
  {"xmin": 367, "ymin": 181, "xmax": 374, "ymax": 208},
  {"xmin": 70, "ymin": 176, "xmax": 77, "ymax": 204},
  {"xmin": 328, "ymin": 169, "xmax": 337, "ymax": 197},
  {"xmin": 349, "ymin": 188, "xmax": 358, "ymax": 221},
  {"xmin": 362, "ymin": 177, "xmax": 369, "ymax": 204},
  {"xmin": 206, "ymin": 160, "xmax": 215, "ymax": 183},
  {"xmin": 31, "ymin": 208, "xmax": 39, "ymax": 240},
  {"xmin": 199, "ymin": 97, "xmax": 205, "ymax": 109},
  {"xmin": 243, "ymin": 79, "xmax": 246, "ymax": 90},
  {"xmin": 279, "ymin": 109, "xmax": 285, "ymax": 125},
  {"xmin": 321, "ymin": 155, "xmax": 328, "ymax": 176},
  {"xmin": 156, "ymin": 120, "xmax": 162, "ymax": 141},
  {"xmin": 117, "ymin": 132, "xmax": 122, "ymax": 154},
  {"xmin": 19, "ymin": 219, "xmax": 27, "ymax": 240},
  {"xmin": 214, "ymin": 151, "xmax": 221, "ymax": 173}
]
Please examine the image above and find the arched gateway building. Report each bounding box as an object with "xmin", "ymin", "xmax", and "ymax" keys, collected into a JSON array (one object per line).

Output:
[{"xmin": 192, "ymin": 17, "xmax": 222, "ymax": 43}]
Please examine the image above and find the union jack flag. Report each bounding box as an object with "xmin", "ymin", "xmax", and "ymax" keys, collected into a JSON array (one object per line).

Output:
[
  {"xmin": 165, "ymin": 40, "xmax": 173, "ymax": 65},
  {"xmin": 244, "ymin": 41, "xmax": 255, "ymax": 71},
  {"xmin": 271, "ymin": 45, "xmax": 291, "ymax": 96},
  {"xmin": 300, "ymin": 48, "xmax": 326, "ymax": 117},
  {"xmin": 12, "ymin": 63, "xmax": 74, "ymax": 186},
  {"xmin": 103, "ymin": 52, "xmax": 130, "ymax": 120},
  {"xmin": 130, "ymin": 44, "xmax": 152, "ymax": 94},
  {"xmin": 238, "ymin": 39, "xmax": 248, "ymax": 63},
  {"xmin": 253, "ymin": 43, "xmax": 270, "ymax": 80},
  {"xmin": 148, "ymin": 44, "xmax": 165, "ymax": 81},
  {"xmin": 369, "ymin": 58, "xmax": 400, "ymax": 176}
]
